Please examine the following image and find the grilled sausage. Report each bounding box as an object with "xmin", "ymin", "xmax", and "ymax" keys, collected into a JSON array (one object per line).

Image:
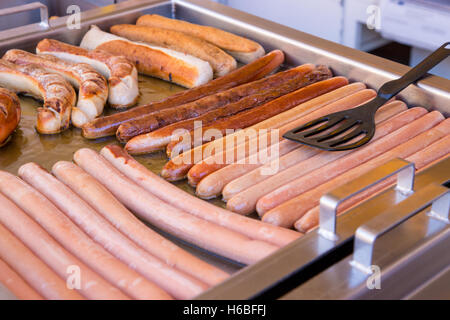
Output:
[
  {"xmin": 37, "ymin": 39, "xmax": 139, "ymax": 108},
  {"xmin": 81, "ymin": 50, "xmax": 284, "ymax": 139},
  {"xmin": 150, "ymin": 76, "xmax": 348, "ymax": 157},
  {"xmin": 185, "ymin": 89, "xmax": 377, "ymax": 186},
  {"xmin": 4, "ymin": 49, "xmax": 108, "ymax": 127},
  {"xmin": 0, "ymin": 88, "xmax": 20, "ymax": 146},
  {"xmin": 0, "ymin": 59, "xmax": 74, "ymax": 134}
]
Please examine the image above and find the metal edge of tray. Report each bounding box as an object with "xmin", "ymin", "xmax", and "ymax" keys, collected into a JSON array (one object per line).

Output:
[
  {"xmin": 196, "ymin": 157, "xmax": 450, "ymax": 299},
  {"xmin": 174, "ymin": 0, "xmax": 450, "ymax": 117}
]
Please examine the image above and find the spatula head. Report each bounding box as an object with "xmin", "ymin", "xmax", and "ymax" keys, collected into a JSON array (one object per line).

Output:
[{"xmin": 283, "ymin": 109, "xmax": 376, "ymax": 151}]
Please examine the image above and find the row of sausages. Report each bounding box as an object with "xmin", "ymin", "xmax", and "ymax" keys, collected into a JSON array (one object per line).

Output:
[{"xmin": 0, "ymin": 146, "xmax": 300, "ymax": 300}]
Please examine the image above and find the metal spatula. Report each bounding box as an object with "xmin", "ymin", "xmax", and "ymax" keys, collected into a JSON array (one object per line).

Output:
[{"xmin": 283, "ymin": 42, "xmax": 450, "ymax": 151}]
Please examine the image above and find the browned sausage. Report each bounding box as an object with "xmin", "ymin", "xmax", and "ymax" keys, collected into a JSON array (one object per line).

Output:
[{"xmin": 82, "ymin": 50, "xmax": 285, "ymax": 139}]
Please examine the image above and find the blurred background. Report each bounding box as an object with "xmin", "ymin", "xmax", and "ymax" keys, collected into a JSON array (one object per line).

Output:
[{"xmin": 1, "ymin": 0, "xmax": 449, "ymax": 77}]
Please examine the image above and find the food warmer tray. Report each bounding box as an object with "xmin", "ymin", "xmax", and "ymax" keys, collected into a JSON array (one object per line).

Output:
[{"xmin": 0, "ymin": 0, "xmax": 448, "ymax": 300}]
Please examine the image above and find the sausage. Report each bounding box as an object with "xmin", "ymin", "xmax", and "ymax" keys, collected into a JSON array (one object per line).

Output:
[
  {"xmin": 74, "ymin": 148, "xmax": 279, "ymax": 265},
  {"xmin": 261, "ymin": 114, "xmax": 448, "ymax": 228},
  {"xmin": 0, "ymin": 88, "xmax": 20, "ymax": 146},
  {"xmin": 162, "ymin": 82, "xmax": 367, "ymax": 181},
  {"xmin": 81, "ymin": 50, "xmax": 284, "ymax": 139},
  {"xmin": 0, "ymin": 59, "xmax": 74, "ymax": 134},
  {"xmin": 220, "ymin": 101, "xmax": 407, "ymax": 201},
  {"xmin": 117, "ymin": 64, "xmax": 327, "ymax": 143},
  {"xmin": 226, "ymin": 104, "xmax": 420, "ymax": 215},
  {"xmin": 257, "ymin": 109, "xmax": 439, "ymax": 216},
  {"xmin": 165, "ymin": 76, "xmax": 349, "ymax": 157},
  {"xmin": 0, "ymin": 219, "xmax": 84, "ymax": 300},
  {"xmin": 52, "ymin": 161, "xmax": 229, "ymax": 287},
  {"xmin": 186, "ymin": 89, "xmax": 377, "ymax": 186},
  {"xmin": 0, "ymin": 258, "xmax": 43, "ymax": 300},
  {"xmin": 110, "ymin": 24, "xmax": 236, "ymax": 77},
  {"xmin": 136, "ymin": 14, "xmax": 265, "ymax": 63},
  {"xmin": 80, "ymin": 25, "xmax": 213, "ymax": 88},
  {"xmin": 124, "ymin": 66, "xmax": 333, "ymax": 150},
  {"xmin": 37, "ymin": 39, "xmax": 139, "ymax": 109},
  {"xmin": 101, "ymin": 145, "xmax": 301, "ymax": 247},
  {"xmin": 295, "ymin": 133, "xmax": 450, "ymax": 233},
  {"xmin": 4, "ymin": 49, "xmax": 108, "ymax": 127},
  {"xmin": 0, "ymin": 178, "xmax": 126, "ymax": 300},
  {"xmin": 18, "ymin": 164, "xmax": 204, "ymax": 300},
  {"xmin": 16, "ymin": 163, "xmax": 172, "ymax": 300}
]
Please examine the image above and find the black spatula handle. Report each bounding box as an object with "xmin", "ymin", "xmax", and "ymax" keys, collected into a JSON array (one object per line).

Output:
[{"xmin": 378, "ymin": 42, "xmax": 450, "ymax": 101}]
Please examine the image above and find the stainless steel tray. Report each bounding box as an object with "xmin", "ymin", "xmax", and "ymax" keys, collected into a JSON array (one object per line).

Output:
[{"xmin": 0, "ymin": 0, "xmax": 448, "ymax": 299}]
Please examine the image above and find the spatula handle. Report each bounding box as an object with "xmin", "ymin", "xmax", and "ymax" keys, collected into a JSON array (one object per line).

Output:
[{"xmin": 378, "ymin": 42, "xmax": 450, "ymax": 101}]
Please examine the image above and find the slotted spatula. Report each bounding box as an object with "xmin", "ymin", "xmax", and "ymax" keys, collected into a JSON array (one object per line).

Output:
[{"xmin": 283, "ymin": 42, "xmax": 450, "ymax": 151}]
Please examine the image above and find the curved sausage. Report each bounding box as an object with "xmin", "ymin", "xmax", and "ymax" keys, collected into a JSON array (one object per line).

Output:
[
  {"xmin": 4, "ymin": 49, "xmax": 108, "ymax": 127},
  {"xmin": 37, "ymin": 38, "xmax": 139, "ymax": 108},
  {"xmin": 0, "ymin": 60, "xmax": 74, "ymax": 134}
]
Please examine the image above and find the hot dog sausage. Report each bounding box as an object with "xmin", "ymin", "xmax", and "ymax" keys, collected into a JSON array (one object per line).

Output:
[
  {"xmin": 0, "ymin": 220, "xmax": 83, "ymax": 300},
  {"xmin": 101, "ymin": 145, "xmax": 301, "ymax": 247}
]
